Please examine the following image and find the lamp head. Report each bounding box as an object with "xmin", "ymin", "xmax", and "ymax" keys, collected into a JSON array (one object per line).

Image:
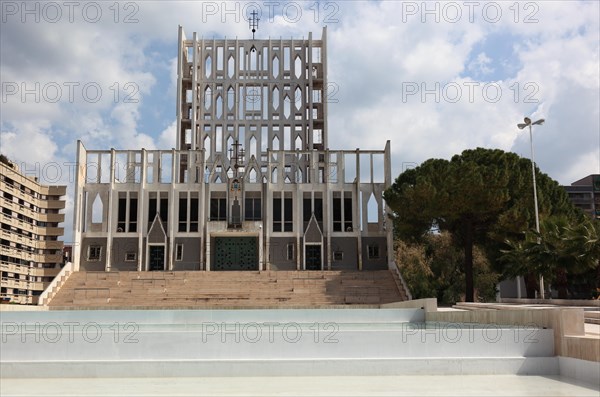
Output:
[
  {"xmin": 517, "ymin": 123, "xmax": 528, "ymax": 129},
  {"xmin": 524, "ymin": 117, "xmax": 531, "ymax": 125},
  {"xmin": 532, "ymin": 118, "xmax": 545, "ymax": 125}
]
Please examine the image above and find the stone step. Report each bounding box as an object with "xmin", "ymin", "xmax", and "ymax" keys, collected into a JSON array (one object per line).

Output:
[{"xmin": 48, "ymin": 270, "xmax": 407, "ymax": 308}]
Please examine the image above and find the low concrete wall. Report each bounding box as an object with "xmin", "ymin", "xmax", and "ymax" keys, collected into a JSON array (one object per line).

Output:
[
  {"xmin": 381, "ymin": 298, "xmax": 437, "ymax": 312},
  {"xmin": 559, "ymin": 356, "xmax": 600, "ymax": 386},
  {"xmin": 1, "ymin": 357, "xmax": 558, "ymax": 378},
  {"xmin": 0, "ymin": 308, "xmax": 557, "ymax": 378},
  {"xmin": 500, "ymin": 298, "xmax": 600, "ymax": 307},
  {"xmin": 426, "ymin": 308, "xmax": 599, "ymax": 363},
  {"xmin": 0, "ymin": 305, "xmax": 48, "ymax": 312}
]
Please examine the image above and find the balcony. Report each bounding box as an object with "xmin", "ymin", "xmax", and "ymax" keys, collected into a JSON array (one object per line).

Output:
[
  {"xmin": 37, "ymin": 240, "xmax": 64, "ymax": 250},
  {"xmin": 31, "ymin": 266, "xmax": 61, "ymax": 277},
  {"xmin": 1, "ymin": 277, "xmax": 29, "ymax": 290},
  {"xmin": 39, "ymin": 212, "xmax": 65, "ymax": 223},
  {"xmin": 0, "ymin": 261, "xmax": 61, "ymax": 278},
  {"xmin": 1, "ymin": 232, "xmax": 36, "ymax": 249},
  {"xmin": 39, "ymin": 199, "xmax": 66, "ymax": 210},
  {"xmin": 0, "ymin": 293, "xmax": 34, "ymax": 305},
  {"xmin": 0, "ymin": 261, "xmax": 27, "ymax": 275},
  {"xmin": 45, "ymin": 185, "xmax": 67, "ymax": 196},
  {"xmin": 36, "ymin": 226, "xmax": 64, "ymax": 237},
  {"xmin": 0, "ymin": 244, "xmax": 61, "ymax": 264}
]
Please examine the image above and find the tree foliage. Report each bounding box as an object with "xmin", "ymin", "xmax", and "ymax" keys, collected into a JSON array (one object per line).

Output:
[
  {"xmin": 501, "ymin": 217, "xmax": 600, "ymax": 298},
  {"xmin": 384, "ymin": 148, "xmax": 579, "ymax": 301},
  {"xmin": 396, "ymin": 232, "xmax": 498, "ymax": 304}
]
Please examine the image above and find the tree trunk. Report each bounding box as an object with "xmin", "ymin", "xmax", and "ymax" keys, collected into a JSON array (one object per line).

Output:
[
  {"xmin": 596, "ymin": 260, "xmax": 600, "ymax": 290},
  {"xmin": 524, "ymin": 273, "xmax": 538, "ymax": 299},
  {"xmin": 464, "ymin": 221, "xmax": 474, "ymax": 302},
  {"xmin": 556, "ymin": 267, "xmax": 568, "ymax": 299}
]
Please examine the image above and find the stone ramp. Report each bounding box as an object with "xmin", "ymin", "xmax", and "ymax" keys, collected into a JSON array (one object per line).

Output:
[{"xmin": 47, "ymin": 270, "xmax": 408, "ymax": 308}]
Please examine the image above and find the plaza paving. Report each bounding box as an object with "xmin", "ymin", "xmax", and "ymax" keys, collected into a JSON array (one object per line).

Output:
[{"xmin": 1, "ymin": 375, "xmax": 599, "ymax": 396}]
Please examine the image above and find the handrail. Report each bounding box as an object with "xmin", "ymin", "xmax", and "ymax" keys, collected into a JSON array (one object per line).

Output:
[
  {"xmin": 38, "ymin": 261, "xmax": 74, "ymax": 306},
  {"xmin": 391, "ymin": 262, "xmax": 412, "ymax": 301}
]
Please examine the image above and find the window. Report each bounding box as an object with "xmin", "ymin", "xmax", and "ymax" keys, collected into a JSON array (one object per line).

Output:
[
  {"xmin": 148, "ymin": 195, "xmax": 157, "ymax": 230},
  {"xmin": 190, "ymin": 198, "xmax": 199, "ymax": 231},
  {"xmin": 159, "ymin": 196, "xmax": 169, "ymax": 227},
  {"xmin": 368, "ymin": 245, "xmax": 380, "ymax": 259},
  {"xmin": 128, "ymin": 197, "xmax": 137, "ymax": 232},
  {"xmin": 87, "ymin": 246, "xmax": 102, "ymax": 261},
  {"xmin": 333, "ymin": 195, "xmax": 352, "ymax": 232},
  {"xmin": 333, "ymin": 197, "xmax": 342, "ymax": 231},
  {"xmin": 175, "ymin": 244, "xmax": 183, "ymax": 261},
  {"xmin": 245, "ymin": 197, "xmax": 262, "ymax": 220},
  {"xmin": 210, "ymin": 198, "xmax": 227, "ymax": 221},
  {"xmin": 178, "ymin": 197, "xmax": 187, "ymax": 232},
  {"xmin": 283, "ymin": 198, "xmax": 292, "ymax": 231},
  {"xmin": 333, "ymin": 251, "xmax": 343, "ymax": 261},
  {"xmin": 125, "ymin": 252, "xmax": 137, "ymax": 262},
  {"xmin": 286, "ymin": 243, "xmax": 295, "ymax": 261},
  {"xmin": 344, "ymin": 197, "xmax": 353, "ymax": 231},
  {"xmin": 273, "ymin": 197, "xmax": 292, "ymax": 232},
  {"xmin": 117, "ymin": 197, "xmax": 126, "ymax": 232},
  {"xmin": 273, "ymin": 197, "xmax": 282, "ymax": 231}
]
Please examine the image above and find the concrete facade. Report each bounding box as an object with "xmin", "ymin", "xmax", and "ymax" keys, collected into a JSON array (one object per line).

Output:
[
  {"xmin": 563, "ymin": 174, "xmax": 600, "ymax": 220},
  {"xmin": 72, "ymin": 26, "xmax": 394, "ymax": 273},
  {"xmin": 0, "ymin": 156, "xmax": 66, "ymax": 304}
]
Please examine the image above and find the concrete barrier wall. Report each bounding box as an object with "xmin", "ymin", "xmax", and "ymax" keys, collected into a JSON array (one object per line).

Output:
[
  {"xmin": 426, "ymin": 308, "xmax": 599, "ymax": 362},
  {"xmin": 1, "ymin": 357, "xmax": 559, "ymax": 378},
  {"xmin": 0, "ymin": 323, "xmax": 555, "ymax": 361},
  {"xmin": 559, "ymin": 356, "xmax": 600, "ymax": 386},
  {"xmin": 500, "ymin": 298, "xmax": 600, "ymax": 307},
  {"xmin": 0, "ymin": 308, "xmax": 424, "ymax": 325},
  {"xmin": 1, "ymin": 308, "xmax": 553, "ymax": 362},
  {"xmin": 0, "ymin": 307, "xmax": 562, "ymax": 379}
]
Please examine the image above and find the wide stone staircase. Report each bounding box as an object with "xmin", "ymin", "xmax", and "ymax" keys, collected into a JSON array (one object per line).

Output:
[{"xmin": 47, "ymin": 270, "xmax": 408, "ymax": 308}]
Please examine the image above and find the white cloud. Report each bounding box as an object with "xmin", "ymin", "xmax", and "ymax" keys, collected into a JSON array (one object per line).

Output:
[
  {"xmin": 0, "ymin": 122, "xmax": 58, "ymax": 165},
  {"xmin": 158, "ymin": 120, "xmax": 177, "ymax": 149},
  {"xmin": 468, "ymin": 52, "xmax": 494, "ymax": 75},
  {"xmin": 1, "ymin": 0, "xmax": 598, "ymax": 198}
]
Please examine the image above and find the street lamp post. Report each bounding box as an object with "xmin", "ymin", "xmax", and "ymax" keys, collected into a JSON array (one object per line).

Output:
[{"xmin": 517, "ymin": 117, "xmax": 545, "ymax": 299}]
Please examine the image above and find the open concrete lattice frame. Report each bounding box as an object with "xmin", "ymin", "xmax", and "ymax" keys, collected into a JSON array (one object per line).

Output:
[{"xmin": 72, "ymin": 26, "xmax": 394, "ymax": 274}]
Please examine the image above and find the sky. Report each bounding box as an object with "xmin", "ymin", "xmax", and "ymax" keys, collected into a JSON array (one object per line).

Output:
[{"xmin": 1, "ymin": 0, "xmax": 599, "ymax": 243}]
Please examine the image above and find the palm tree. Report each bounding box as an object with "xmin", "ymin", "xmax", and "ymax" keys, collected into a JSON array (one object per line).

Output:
[
  {"xmin": 566, "ymin": 219, "xmax": 600, "ymax": 297},
  {"xmin": 501, "ymin": 216, "xmax": 599, "ymax": 299}
]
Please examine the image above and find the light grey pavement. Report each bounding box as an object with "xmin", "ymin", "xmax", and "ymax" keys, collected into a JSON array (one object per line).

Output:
[{"xmin": 1, "ymin": 375, "xmax": 599, "ymax": 397}]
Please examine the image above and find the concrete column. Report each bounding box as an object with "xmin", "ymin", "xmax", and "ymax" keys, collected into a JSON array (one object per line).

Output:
[
  {"xmin": 199, "ymin": 150, "xmax": 206, "ymax": 271},
  {"xmin": 324, "ymin": 149, "xmax": 331, "ymax": 271},
  {"xmin": 105, "ymin": 149, "xmax": 116, "ymax": 271},
  {"xmin": 384, "ymin": 141, "xmax": 394, "ymax": 269},
  {"xmin": 72, "ymin": 141, "xmax": 86, "ymax": 272},
  {"xmin": 356, "ymin": 149, "xmax": 362, "ymax": 271},
  {"xmin": 176, "ymin": 26, "xmax": 184, "ymax": 150},
  {"xmin": 321, "ymin": 26, "xmax": 328, "ymax": 149},
  {"xmin": 137, "ymin": 149, "xmax": 148, "ymax": 272},
  {"xmin": 205, "ymin": 234, "xmax": 211, "ymax": 271},
  {"xmin": 139, "ymin": 149, "xmax": 147, "ymax": 272},
  {"xmin": 191, "ymin": 32, "xmax": 198, "ymax": 150},
  {"xmin": 168, "ymin": 149, "xmax": 176, "ymax": 271}
]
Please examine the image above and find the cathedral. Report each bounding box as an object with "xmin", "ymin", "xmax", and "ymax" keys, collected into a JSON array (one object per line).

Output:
[{"xmin": 72, "ymin": 26, "xmax": 393, "ymax": 273}]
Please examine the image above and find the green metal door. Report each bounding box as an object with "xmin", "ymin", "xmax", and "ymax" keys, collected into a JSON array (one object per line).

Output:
[
  {"xmin": 213, "ymin": 237, "xmax": 258, "ymax": 270},
  {"xmin": 305, "ymin": 245, "xmax": 322, "ymax": 270},
  {"xmin": 149, "ymin": 246, "xmax": 165, "ymax": 271}
]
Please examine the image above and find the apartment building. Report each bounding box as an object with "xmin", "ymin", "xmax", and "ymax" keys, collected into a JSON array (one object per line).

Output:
[
  {"xmin": 0, "ymin": 155, "xmax": 66, "ymax": 304},
  {"xmin": 564, "ymin": 174, "xmax": 600, "ymax": 220}
]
